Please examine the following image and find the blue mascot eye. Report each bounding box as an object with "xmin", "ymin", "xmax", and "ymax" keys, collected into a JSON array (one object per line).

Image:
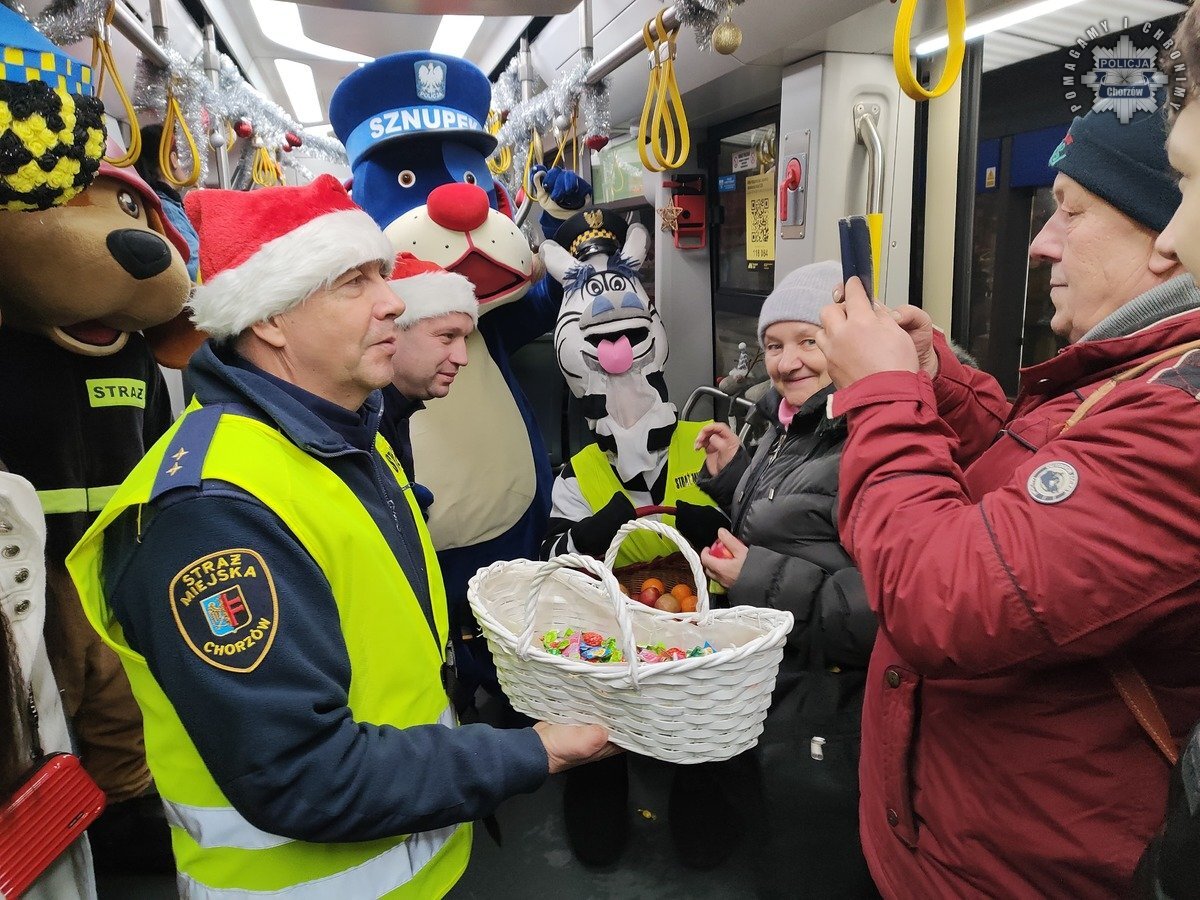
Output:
[{"xmin": 442, "ymin": 142, "xmax": 494, "ymax": 196}]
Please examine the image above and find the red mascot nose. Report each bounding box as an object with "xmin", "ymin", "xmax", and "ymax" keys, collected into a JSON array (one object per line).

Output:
[{"xmin": 426, "ymin": 183, "xmax": 491, "ymax": 233}]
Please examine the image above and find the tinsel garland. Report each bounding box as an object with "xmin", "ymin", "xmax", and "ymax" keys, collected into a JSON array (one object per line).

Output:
[
  {"xmin": 32, "ymin": 0, "xmax": 109, "ymax": 46},
  {"xmin": 675, "ymin": 0, "xmax": 747, "ymax": 51},
  {"xmin": 578, "ymin": 79, "xmax": 609, "ymax": 149},
  {"xmin": 490, "ymin": 59, "xmax": 610, "ymax": 194},
  {"xmin": 132, "ymin": 47, "xmax": 347, "ymax": 184},
  {"xmin": 29, "ymin": 0, "xmax": 347, "ymax": 183}
]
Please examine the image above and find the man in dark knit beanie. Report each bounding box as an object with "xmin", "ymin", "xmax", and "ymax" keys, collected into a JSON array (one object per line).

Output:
[
  {"xmin": 1031, "ymin": 108, "xmax": 1188, "ymax": 342},
  {"xmin": 812, "ymin": 101, "xmax": 1200, "ymax": 896}
]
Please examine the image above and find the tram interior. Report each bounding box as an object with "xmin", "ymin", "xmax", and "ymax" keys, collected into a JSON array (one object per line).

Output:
[{"xmin": 14, "ymin": 0, "xmax": 1188, "ymax": 895}]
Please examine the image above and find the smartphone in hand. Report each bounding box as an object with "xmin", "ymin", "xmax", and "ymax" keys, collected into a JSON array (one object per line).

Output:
[{"xmin": 838, "ymin": 215, "xmax": 875, "ymax": 302}]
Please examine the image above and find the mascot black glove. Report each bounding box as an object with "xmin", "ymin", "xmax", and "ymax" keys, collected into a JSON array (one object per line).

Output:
[
  {"xmin": 673, "ymin": 501, "xmax": 731, "ymax": 550},
  {"xmin": 570, "ymin": 493, "xmax": 638, "ymax": 558}
]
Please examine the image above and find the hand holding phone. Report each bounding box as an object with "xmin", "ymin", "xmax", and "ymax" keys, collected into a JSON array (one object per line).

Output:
[{"xmin": 838, "ymin": 215, "xmax": 875, "ymax": 301}]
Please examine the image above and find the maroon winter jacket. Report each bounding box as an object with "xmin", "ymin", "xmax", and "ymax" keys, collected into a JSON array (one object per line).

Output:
[{"xmin": 832, "ymin": 309, "xmax": 1200, "ymax": 898}]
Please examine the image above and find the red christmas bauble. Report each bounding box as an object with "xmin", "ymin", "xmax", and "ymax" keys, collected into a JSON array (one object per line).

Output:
[
  {"xmin": 234, "ymin": 119, "xmax": 254, "ymax": 139},
  {"xmin": 285, "ymin": 131, "xmax": 302, "ymax": 148},
  {"xmin": 585, "ymin": 134, "xmax": 610, "ymax": 152}
]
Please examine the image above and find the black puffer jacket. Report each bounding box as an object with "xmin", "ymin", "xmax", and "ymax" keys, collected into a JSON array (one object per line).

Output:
[
  {"xmin": 698, "ymin": 384, "xmax": 875, "ymax": 673},
  {"xmin": 698, "ymin": 383, "xmax": 877, "ymax": 899}
]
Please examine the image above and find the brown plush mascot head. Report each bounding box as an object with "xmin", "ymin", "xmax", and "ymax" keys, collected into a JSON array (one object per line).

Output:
[{"xmin": 0, "ymin": 138, "xmax": 196, "ymax": 366}]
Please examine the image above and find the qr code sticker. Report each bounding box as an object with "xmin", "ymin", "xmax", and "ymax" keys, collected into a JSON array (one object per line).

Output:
[{"xmin": 750, "ymin": 198, "xmax": 770, "ymax": 241}]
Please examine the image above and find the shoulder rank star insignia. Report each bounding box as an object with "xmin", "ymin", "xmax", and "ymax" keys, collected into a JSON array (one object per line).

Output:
[
  {"xmin": 166, "ymin": 462, "xmax": 182, "ymax": 476},
  {"xmin": 172, "ymin": 448, "xmax": 188, "ymax": 461}
]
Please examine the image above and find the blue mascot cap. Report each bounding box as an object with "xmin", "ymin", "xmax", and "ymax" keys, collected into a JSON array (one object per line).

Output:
[
  {"xmin": 0, "ymin": 4, "xmax": 94, "ymax": 96},
  {"xmin": 330, "ymin": 51, "xmax": 496, "ymax": 169}
]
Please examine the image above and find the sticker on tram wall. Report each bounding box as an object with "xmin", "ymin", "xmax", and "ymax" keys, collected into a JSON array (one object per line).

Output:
[
  {"xmin": 718, "ymin": 174, "xmax": 737, "ymax": 192},
  {"xmin": 170, "ymin": 549, "xmax": 279, "ymax": 673},
  {"xmin": 731, "ymin": 149, "xmax": 756, "ymax": 173},
  {"xmin": 1026, "ymin": 461, "xmax": 1079, "ymax": 505},
  {"xmin": 1061, "ymin": 17, "xmax": 1185, "ymax": 122}
]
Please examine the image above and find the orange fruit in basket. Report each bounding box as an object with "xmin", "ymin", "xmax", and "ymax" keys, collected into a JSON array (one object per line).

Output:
[
  {"xmin": 680, "ymin": 593, "xmax": 698, "ymax": 613},
  {"xmin": 641, "ymin": 577, "xmax": 666, "ymax": 595},
  {"xmin": 670, "ymin": 582, "xmax": 694, "ymax": 600}
]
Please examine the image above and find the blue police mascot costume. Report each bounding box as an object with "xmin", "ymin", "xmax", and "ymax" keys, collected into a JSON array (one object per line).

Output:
[{"xmin": 330, "ymin": 53, "xmax": 560, "ymax": 705}]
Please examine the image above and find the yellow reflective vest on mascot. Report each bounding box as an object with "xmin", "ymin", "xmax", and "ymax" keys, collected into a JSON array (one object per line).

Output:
[
  {"xmin": 571, "ymin": 420, "xmax": 718, "ymax": 567},
  {"xmin": 68, "ymin": 403, "xmax": 470, "ymax": 898}
]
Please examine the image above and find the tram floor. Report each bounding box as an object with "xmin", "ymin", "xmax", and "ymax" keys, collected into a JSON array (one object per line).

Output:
[
  {"xmin": 95, "ymin": 690, "xmax": 759, "ymax": 900},
  {"xmin": 451, "ymin": 754, "xmax": 759, "ymax": 900}
]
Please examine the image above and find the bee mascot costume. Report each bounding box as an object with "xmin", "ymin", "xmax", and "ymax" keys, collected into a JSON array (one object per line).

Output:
[{"xmin": 0, "ymin": 3, "xmax": 194, "ymax": 871}]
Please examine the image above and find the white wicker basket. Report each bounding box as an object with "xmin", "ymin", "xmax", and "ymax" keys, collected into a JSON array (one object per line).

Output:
[
  {"xmin": 467, "ymin": 520, "xmax": 793, "ymax": 763},
  {"xmin": 604, "ymin": 518, "xmax": 713, "ymax": 614}
]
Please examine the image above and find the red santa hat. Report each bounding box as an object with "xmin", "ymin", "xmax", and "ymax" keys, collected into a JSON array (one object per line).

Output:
[
  {"xmin": 184, "ymin": 174, "xmax": 394, "ymax": 340},
  {"xmin": 390, "ymin": 252, "xmax": 478, "ymax": 328}
]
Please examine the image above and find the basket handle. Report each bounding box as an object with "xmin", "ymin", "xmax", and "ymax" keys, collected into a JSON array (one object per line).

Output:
[
  {"xmin": 519, "ymin": 553, "xmax": 641, "ymax": 688},
  {"xmin": 602, "ymin": 518, "xmax": 711, "ymax": 615}
]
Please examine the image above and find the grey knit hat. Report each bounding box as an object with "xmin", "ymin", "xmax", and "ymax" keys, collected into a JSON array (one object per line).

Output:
[{"xmin": 757, "ymin": 260, "xmax": 842, "ymax": 346}]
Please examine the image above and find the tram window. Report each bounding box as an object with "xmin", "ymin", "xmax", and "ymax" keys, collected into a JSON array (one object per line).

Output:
[
  {"xmin": 708, "ymin": 109, "xmax": 779, "ymax": 385},
  {"xmin": 1021, "ymin": 187, "xmax": 1062, "ymax": 369}
]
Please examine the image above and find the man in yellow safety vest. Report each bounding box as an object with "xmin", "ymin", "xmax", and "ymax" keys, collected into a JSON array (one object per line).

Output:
[{"xmin": 68, "ymin": 175, "xmax": 616, "ymax": 898}]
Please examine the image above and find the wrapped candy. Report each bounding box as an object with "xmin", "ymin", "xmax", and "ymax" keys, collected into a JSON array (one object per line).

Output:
[{"xmin": 541, "ymin": 629, "xmax": 717, "ymax": 664}]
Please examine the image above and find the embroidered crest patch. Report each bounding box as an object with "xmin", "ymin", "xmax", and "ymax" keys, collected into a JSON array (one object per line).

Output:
[
  {"xmin": 1026, "ymin": 461, "xmax": 1079, "ymax": 505},
  {"xmin": 170, "ymin": 549, "xmax": 278, "ymax": 673}
]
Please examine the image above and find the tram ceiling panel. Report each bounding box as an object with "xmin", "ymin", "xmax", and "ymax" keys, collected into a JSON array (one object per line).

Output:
[
  {"xmin": 287, "ymin": 0, "xmax": 578, "ymax": 12},
  {"xmin": 202, "ymin": 0, "xmax": 533, "ymax": 127},
  {"xmin": 532, "ymin": 0, "xmax": 882, "ymax": 134}
]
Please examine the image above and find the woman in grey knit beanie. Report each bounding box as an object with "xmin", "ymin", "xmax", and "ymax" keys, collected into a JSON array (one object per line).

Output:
[{"xmin": 692, "ymin": 259, "xmax": 877, "ymax": 898}]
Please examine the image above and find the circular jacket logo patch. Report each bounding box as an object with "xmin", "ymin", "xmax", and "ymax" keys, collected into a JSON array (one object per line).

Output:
[
  {"xmin": 1027, "ymin": 461, "xmax": 1079, "ymax": 505},
  {"xmin": 170, "ymin": 549, "xmax": 279, "ymax": 673}
]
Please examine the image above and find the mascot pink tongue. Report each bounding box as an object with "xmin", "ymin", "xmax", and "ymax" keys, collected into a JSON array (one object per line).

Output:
[{"xmin": 598, "ymin": 335, "xmax": 633, "ymax": 374}]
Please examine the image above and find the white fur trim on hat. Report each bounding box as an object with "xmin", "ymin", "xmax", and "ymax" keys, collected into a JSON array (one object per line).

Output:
[
  {"xmin": 394, "ymin": 270, "xmax": 478, "ymax": 328},
  {"xmin": 189, "ymin": 208, "xmax": 395, "ymax": 340}
]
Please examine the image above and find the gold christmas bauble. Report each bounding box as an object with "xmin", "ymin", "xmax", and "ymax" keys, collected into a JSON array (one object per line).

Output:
[{"xmin": 712, "ymin": 19, "xmax": 742, "ymax": 55}]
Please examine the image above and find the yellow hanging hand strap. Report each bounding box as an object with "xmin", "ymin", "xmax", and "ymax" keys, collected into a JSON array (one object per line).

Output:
[
  {"xmin": 638, "ymin": 9, "xmax": 690, "ymax": 173},
  {"xmin": 522, "ymin": 128, "xmax": 543, "ymax": 195},
  {"xmin": 251, "ymin": 146, "xmax": 281, "ymax": 187},
  {"xmin": 486, "ymin": 109, "xmax": 511, "ymax": 176},
  {"xmin": 893, "ymin": 0, "xmax": 967, "ymax": 101},
  {"xmin": 93, "ymin": 2, "xmax": 141, "ymax": 167},
  {"xmin": 160, "ymin": 84, "xmax": 202, "ymax": 189}
]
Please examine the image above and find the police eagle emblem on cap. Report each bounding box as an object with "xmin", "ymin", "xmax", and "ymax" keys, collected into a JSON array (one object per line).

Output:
[{"xmin": 416, "ymin": 60, "xmax": 447, "ymax": 102}]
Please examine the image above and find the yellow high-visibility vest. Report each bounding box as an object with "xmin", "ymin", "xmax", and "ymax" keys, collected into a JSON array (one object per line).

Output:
[{"xmin": 69, "ymin": 401, "xmax": 470, "ymax": 898}]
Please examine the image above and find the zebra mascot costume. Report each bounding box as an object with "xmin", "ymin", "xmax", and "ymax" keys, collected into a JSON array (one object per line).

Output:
[{"xmin": 538, "ymin": 208, "xmax": 727, "ymax": 567}]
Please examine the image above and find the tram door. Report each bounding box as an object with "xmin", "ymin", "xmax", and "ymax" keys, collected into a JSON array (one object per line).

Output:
[{"xmin": 707, "ymin": 109, "xmax": 779, "ymax": 384}]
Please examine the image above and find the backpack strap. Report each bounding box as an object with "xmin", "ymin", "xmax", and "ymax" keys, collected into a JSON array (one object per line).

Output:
[
  {"xmin": 1061, "ymin": 339, "xmax": 1200, "ymax": 433},
  {"xmin": 1107, "ymin": 656, "xmax": 1179, "ymax": 767},
  {"xmin": 1058, "ymin": 340, "xmax": 1200, "ymax": 766}
]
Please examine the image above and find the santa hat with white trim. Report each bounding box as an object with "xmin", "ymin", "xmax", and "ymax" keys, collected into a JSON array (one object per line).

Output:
[
  {"xmin": 391, "ymin": 252, "xmax": 478, "ymax": 329},
  {"xmin": 184, "ymin": 174, "xmax": 394, "ymax": 340}
]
